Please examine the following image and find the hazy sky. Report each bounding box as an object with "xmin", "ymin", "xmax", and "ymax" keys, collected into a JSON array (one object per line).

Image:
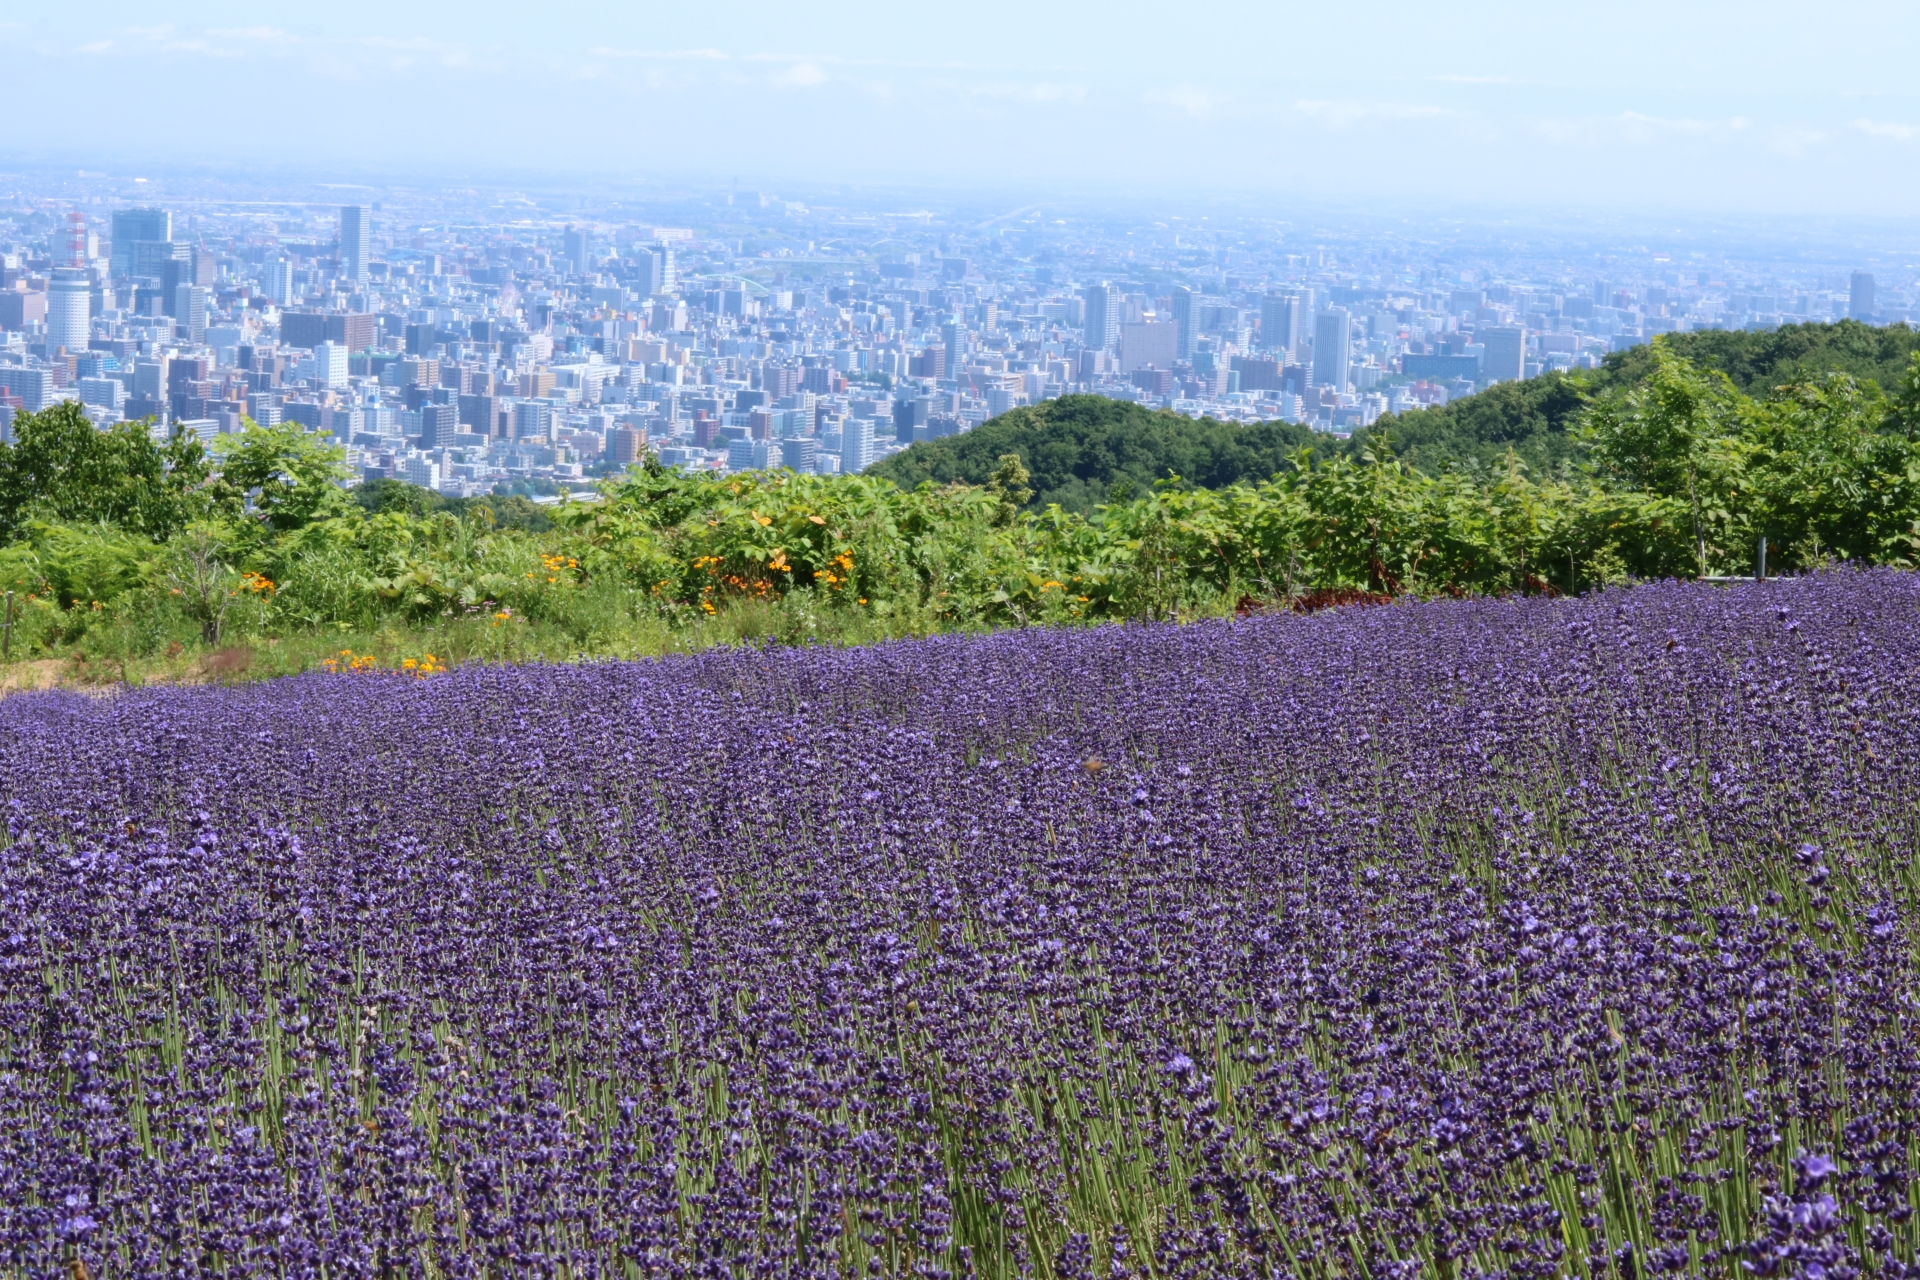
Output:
[{"xmin": 10, "ymin": 1, "xmax": 1920, "ymax": 216}]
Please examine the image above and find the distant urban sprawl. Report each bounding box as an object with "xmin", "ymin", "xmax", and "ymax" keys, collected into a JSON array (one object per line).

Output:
[{"xmin": 0, "ymin": 183, "xmax": 1905, "ymax": 498}]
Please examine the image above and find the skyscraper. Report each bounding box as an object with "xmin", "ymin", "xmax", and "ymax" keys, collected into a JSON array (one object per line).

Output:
[
  {"xmin": 1081, "ymin": 283, "xmax": 1120, "ymax": 352},
  {"xmin": 175, "ymin": 285, "xmax": 209, "ymax": 345},
  {"xmin": 656, "ymin": 243, "xmax": 677, "ymax": 295},
  {"xmin": 942, "ymin": 317, "xmax": 966, "ymax": 371},
  {"xmin": 1260, "ymin": 292, "xmax": 1302, "ymax": 358},
  {"xmin": 268, "ymin": 257, "xmax": 295, "ymax": 305},
  {"xmin": 1313, "ymin": 309, "xmax": 1351, "ymax": 393},
  {"xmin": 110, "ymin": 207, "xmax": 170, "ymax": 280},
  {"xmin": 1851, "ymin": 272, "xmax": 1876, "ymax": 321},
  {"xmin": 841, "ymin": 416, "xmax": 873, "ymax": 473},
  {"xmin": 1481, "ymin": 326, "xmax": 1526, "ymax": 385},
  {"xmin": 1171, "ymin": 286, "xmax": 1196, "ymax": 361},
  {"xmin": 46, "ymin": 267, "xmax": 91, "ymax": 356},
  {"xmin": 563, "ymin": 227, "xmax": 591, "ymax": 275},
  {"xmin": 340, "ymin": 206, "xmax": 371, "ymax": 286}
]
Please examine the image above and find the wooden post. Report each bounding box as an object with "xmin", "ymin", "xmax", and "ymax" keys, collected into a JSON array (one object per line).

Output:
[{"xmin": 2, "ymin": 589, "xmax": 11, "ymax": 662}]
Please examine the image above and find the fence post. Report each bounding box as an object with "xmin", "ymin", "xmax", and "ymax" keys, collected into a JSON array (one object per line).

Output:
[
  {"xmin": 1757, "ymin": 536, "xmax": 1768, "ymax": 582},
  {"xmin": 2, "ymin": 589, "xmax": 11, "ymax": 663}
]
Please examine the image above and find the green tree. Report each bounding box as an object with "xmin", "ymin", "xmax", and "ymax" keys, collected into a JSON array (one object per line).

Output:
[
  {"xmin": 208, "ymin": 421, "xmax": 354, "ymax": 534},
  {"xmin": 1579, "ymin": 339, "xmax": 1742, "ymax": 577},
  {"xmin": 984, "ymin": 454, "xmax": 1033, "ymax": 526},
  {"xmin": 0, "ymin": 402, "xmax": 210, "ymax": 543}
]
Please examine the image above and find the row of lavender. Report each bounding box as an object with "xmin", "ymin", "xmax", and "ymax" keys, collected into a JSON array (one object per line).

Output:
[{"xmin": 0, "ymin": 573, "xmax": 1916, "ymax": 1277}]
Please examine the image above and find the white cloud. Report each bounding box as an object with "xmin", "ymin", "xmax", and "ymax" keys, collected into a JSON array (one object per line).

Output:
[
  {"xmin": 773, "ymin": 61, "xmax": 826, "ymax": 88},
  {"xmin": 1147, "ymin": 87, "xmax": 1223, "ymax": 118},
  {"xmin": 1294, "ymin": 99, "xmax": 1448, "ymax": 126},
  {"xmin": 1854, "ymin": 118, "xmax": 1920, "ymax": 141}
]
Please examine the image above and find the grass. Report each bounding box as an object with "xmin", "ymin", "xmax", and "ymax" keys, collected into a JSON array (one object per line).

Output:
[{"xmin": 0, "ymin": 592, "xmax": 982, "ymax": 694}]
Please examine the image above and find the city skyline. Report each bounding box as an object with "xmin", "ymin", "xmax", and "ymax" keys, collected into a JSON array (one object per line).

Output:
[{"xmin": 7, "ymin": 1, "xmax": 1920, "ymax": 215}]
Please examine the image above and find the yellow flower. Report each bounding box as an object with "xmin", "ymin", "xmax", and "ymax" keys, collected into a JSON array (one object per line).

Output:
[{"xmin": 402, "ymin": 659, "xmax": 418, "ymax": 670}]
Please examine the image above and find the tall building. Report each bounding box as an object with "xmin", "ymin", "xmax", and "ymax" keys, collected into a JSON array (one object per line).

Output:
[
  {"xmin": 1313, "ymin": 309, "xmax": 1352, "ymax": 393},
  {"xmin": 563, "ymin": 227, "xmax": 591, "ymax": 275},
  {"xmin": 110, "ymin": 208, "xmax": 170, "ymax": 280},
  {"xmin": 46, "ymin": 267, "xmax": 92, "ymax": 356},
  {"xmin": 268, "ymin": 258, "xmax": 295, "ymax": 305},
  {"xmin": 1260, "ymin": 292, "xmax": 1302, "ymax": 358},
  {"xmin": 1081, "ymin": 283, "xmax": 1120, "ymax": 352},
  {"xmin": 942, "ymin": 318, "xmax": 967, "ymax": 370},
  {"xmin": 340, "ymin": 206, "xmax": 372, "ymax": 286},
  {"xmin": 1851, "ymin": 272, "xmax": 1876, "ymax": 321},
  {"xmin": 1119, "ymin": 319, "xmax": 1178, "ymax": 373},
  {"xmin": 1171, "ymin": 286, "xmax": 1196, "ymax": 361},
  {"xmin": 314, "ymin": 341, "xmax": 347, "ymax": 388},
  {"xmin": 419, "ymin": 402, "xmax": 457, "ymax": 447},
  {"xmin": 175, "ymin": 285, "xmax": 209, "ymax": 345},
  {"xmin": 1481, "ymin": 326, "xmax": 1526, "ymax": 385},
  {"xmin": 841, "ymin": 416, "xmax": 873, "ymax": 473},
  {"xmin": 656, "ymin": 243, "xmax": 677, "ymax": 295}
]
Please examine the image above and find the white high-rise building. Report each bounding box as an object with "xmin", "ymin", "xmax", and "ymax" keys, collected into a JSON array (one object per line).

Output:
[
  {"xmin": 1313, "ymin": 309, "xmax": 1351, "ymax": 394},
  {"xmin": 314, "ymin": 341, "xmax": 347, "ymax": 388},
  {"xmin": 840, "ymin": 416, "xmax": 873, "ymax": 474},
  {"xmin": 1081, "ymin": 283, "xmax": 1120, "ymax": 352},
  {"xmin": 267, "ymin": 257, "xmax": 295, "ymax": 305},
  {"xmin": 340, "ymin": 206, "xmax": 371, "ymax": 285},
  {"xmin": 47, "ymin": 268, "xmax": 92, "ymax": 357}
]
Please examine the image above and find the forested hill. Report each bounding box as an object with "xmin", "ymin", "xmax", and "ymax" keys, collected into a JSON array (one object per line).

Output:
[
  {"xmin": 1352, "ymin": 319, "xmax": 1920, "ymax": 474},
  {"xmin": 868, "ymin": 396, "xmax": 1319, "ymax": 512},
  {"xmin": 876, "ymin": 320, "xmax": 1920, "ymax": 501}
]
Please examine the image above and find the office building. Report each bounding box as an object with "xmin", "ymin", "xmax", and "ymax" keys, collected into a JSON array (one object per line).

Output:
[
  {"xmin": 1119, "ymin": 318, "xmax": 1177, "ymax": 373},
  {"xmin": 268, "ymin": 258, "xmax": 295, "ymax": 305},
  {"xmin": 132, "ymin": 239, "xmax": 189, "ymax": 285},
  {"xmin": 1261, "ymin": 292, "xmax": 1303, "ymax": 358},
  {"xmin": 781, "ymin": 436, "xmax": 817, "ymax": 471},
  {"xmin": 1171, "ymin": 286, "xmax": 1196, "ymax": 361},
  {"xmin": 46, "ymin": 267, "xmax": 92, "ymax": 356},
  {"xmin": 0, "ymin": 367, "xmax": 54, "ymax": 413},
  {"xmin": 1314, "ymin": 309, "xmax": 1352, "ymax": 393},
  {"xmin": 175, "ymin": 284, "xmax": 209, "ymax": 345},
  {"xmin": 609, "ymin": 426, "xmax": 645, "ymax": 465},
  {"xmin": 564, "ymin": 227, "xmax": 591, "ymax": 275},
  {"xmin": 655, "ymin": 244, "xmax": 677, "ymax": 294},
  {"xmin": 942, "ymin": 318, "xmax": 966, "ymax": 370},
  {"xmin": 340, "ymin": 206, "xmax": 372, "ymax": 286},
  {"xmin": 513, "ymin": 400, "xmax": 552, "ymax": 440},
  {"xmin": 281, "ymin": 310, "xmax": 377, "ymax": 352},
  {"xmin": 841, "ymin": 416, "xmax": 873, "ymax": 473},
  {"xmin": 1481, "ymin": 327, "xmax": 1526, "ymax": 385},
  {"xmin": 110, "ymin": 208, "xmax": 171, "ymax": 280},
  {"xmin": 1082, "ymin": 283, "xmax": 1120, "ymax": 352},
  {"xmin": 314, "ymin": 341, "xmax": 347, "ymax": 388},
  {"xmin": 1851, "ymin": 272, "xmax": 1876, "ymax": 321},
  {"xmin": 419, "ymin": 401, "xmax": 457, "ymax": 447},
  {"xmin": 78, "ymin": 376, "xmax": 127, "ymax": 414}
]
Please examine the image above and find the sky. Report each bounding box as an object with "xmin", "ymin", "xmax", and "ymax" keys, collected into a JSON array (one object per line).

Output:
[{"xmin": 9, "ymin": 1, "xmax": 1920, "ymax": 217}]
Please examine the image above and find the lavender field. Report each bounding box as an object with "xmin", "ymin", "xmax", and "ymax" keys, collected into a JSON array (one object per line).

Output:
[{"xmin": 2, "ymin": 574, "xmax": 1917, "ymax": 1279}]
